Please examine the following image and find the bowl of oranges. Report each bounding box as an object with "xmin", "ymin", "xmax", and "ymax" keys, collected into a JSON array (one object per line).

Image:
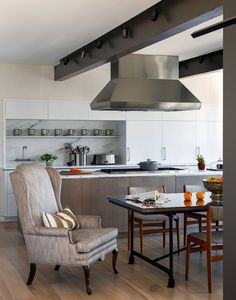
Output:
[{"xmin": 203, "ymin": 177, "xmax": 223, "ymax": 201}]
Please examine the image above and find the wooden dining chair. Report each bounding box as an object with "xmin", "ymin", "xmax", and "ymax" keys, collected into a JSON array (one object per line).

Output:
[
  {"xmin": 127, "ymin": 186, "xmax": 180, "ymax": 255},
  {"xmin": 183, "ymin": 184, "xmax": 207, "ymax": 246},
  {"xmin": 185, "ymin": 204, "xmax": 223, "ymax": 293}
]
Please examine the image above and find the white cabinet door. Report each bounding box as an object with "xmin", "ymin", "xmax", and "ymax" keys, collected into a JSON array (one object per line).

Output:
[
  {"xmin": 126, "ymin": 111, "xmax": 162, "ymax": 121},
  {"xmin": 49, "ymin": 100, "xmax": 89, "ymax": 120},
  {"xmin": 162, "ymin": 121, "xmax": 196, "ymax": 164},
  {"xmin": 5, "ymin": 99, "xmax": 49, "ymax": 119},
  {"xmin": 6, "ymin": 194, "xmax": 17, "ymax": 217},
  {"xmin": 126, "ymin": 121, "xmax": 162, "ymax": 164},
  {"xmin": 4, "ymin": 172, "xmax": 17, "ymax": 217},
  {"xmin": 196, "ymin": 121, "xmax": 223, "ymax": 163},
  {"xmin": 88, "ymin": 109, "xmax": 126, "ymax": 120},
  {"xmin": 162, "ymin": 111, "xmax": 197, "ymax": 121}
]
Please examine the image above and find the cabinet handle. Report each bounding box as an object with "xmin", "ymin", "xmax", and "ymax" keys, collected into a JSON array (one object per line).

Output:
[
  {"xmin": 127, "ymin": 147, "xmax": 131, "ymax": 161},
  {"xmin": 162, "ymin": 147, "xmax": 166, "ymax": 161},
  {"xmin": 196, "ymin": 146, "xmax": 200, "ymax": 156}
]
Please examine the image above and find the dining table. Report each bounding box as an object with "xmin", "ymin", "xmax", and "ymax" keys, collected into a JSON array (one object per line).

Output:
[{"xmin": 107, "ymin": 192, "xmax": 214, "ymax": 288}]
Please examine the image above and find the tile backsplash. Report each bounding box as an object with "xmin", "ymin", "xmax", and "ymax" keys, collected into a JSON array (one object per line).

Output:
[{"xmin": 6, "ymin": 120, "xmax": 126, "ymax": 167}]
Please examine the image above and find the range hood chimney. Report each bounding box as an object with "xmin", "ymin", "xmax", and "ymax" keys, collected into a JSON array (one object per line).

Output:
[{"xmin": 90, "ymin": 54, "xmax": 201, "ymax": 111}]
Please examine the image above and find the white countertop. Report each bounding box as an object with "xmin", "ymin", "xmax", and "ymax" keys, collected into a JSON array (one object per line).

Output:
[
  {"xmin": 2, "ymin": 164, "xmax": 223, "ymax": 179},
  {"xmin": 60, "ymin": 168, "xmax": 223, "ymax": 179}
]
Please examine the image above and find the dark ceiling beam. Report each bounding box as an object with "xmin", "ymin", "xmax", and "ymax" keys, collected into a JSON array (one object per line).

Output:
[
  {"xmin": 54, "ymin": 0, "xmax": 223, "ymax": 81},
  {"xmin": 179, "ymin": 49, "xmax": 223, "ymax": 78}
]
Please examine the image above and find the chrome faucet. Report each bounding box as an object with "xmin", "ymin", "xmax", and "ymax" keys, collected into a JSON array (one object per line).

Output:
[{"xmin": 22, "ymin": 146, "xmax": 27, "ymax": 160}]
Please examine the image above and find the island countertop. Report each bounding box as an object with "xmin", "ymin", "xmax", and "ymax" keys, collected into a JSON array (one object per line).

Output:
[{"xmin": 60, "ymin": 168, "xmax": 222, "ymax": 179}]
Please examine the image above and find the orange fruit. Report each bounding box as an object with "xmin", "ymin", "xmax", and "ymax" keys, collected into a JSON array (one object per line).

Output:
[
  {"xmin": 218, "ymin": 177, "xmax": 224, "ymax": 182},
  {"xmin": 196, "ymin": 191, "xmax": 205, "ymax": 200},
  {"xmin": 196, "ymin": 199, "xmax": 205, "ymax": 206},
  {"xmin": 184, "ymin": 191, "xmax": 192, "ymax": 201},
  {"xmin": 184, "ymin": 200, "xmax": 192, "ymax": 207}
]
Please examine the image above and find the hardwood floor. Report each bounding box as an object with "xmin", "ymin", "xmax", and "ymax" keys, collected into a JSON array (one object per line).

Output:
[{"xmin": 0, "ymin": 222, "xmax": 223, "ymax": 300}]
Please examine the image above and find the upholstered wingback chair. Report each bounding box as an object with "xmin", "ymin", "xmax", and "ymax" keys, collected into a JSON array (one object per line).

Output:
[{"xmin": 10, "ymin": 164, "xmax": 118, "ymax": 295}]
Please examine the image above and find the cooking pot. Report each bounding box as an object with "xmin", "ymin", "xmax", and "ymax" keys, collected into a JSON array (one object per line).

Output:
[
  {"xmin": 93, "ymin": 154, "xmax": 116, "ymax": 165},
  {"xmin": 216, "ymin": 163, "xmax": 223, "ymax": 170},
  {"xmin": 138, "ymin": 159, "xmax": 159, "ymax": 171}
]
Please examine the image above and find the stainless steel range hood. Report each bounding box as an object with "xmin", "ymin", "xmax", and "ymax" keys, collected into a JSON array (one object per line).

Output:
[{"xmin": 90, "ymin": 54, "xmax": 201, "ymax": 111}]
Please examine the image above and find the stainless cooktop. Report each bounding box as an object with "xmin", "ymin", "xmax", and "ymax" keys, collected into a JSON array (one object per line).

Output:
[{"xmin": 100, "ymin": 167, "xmax": 184, "ymax": 174}]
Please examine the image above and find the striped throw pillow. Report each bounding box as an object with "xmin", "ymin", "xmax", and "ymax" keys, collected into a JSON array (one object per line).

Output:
[{"xmin": 42, "ymin": 207, "xmax": 79, "ymax": 229}]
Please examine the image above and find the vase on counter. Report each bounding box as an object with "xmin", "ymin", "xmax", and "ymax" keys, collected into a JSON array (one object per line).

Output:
[
  {"xmin": 46, "ymin": 160, "xmax": 53, "ymax": 167},
  {"xmin": 198, "ymin": 163, "xmax": 205, "ymax": 170}
]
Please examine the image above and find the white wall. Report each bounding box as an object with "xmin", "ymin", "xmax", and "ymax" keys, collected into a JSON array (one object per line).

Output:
[{"xmin": 0, "ymin": 63, "xmax": 110, "ymax": 167}]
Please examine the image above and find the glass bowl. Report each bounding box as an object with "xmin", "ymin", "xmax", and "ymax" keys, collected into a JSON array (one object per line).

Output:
[{"xmin": 203, "ymin": 179, "xmax": 223, "ymax": 201}]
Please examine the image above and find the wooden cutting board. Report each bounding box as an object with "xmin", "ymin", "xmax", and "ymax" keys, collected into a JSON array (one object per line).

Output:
[{"xmin": 60, "ymin": 171, "xmax": 94, "ymax": 175}]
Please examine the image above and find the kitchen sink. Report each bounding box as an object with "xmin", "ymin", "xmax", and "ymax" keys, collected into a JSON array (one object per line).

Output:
[{"xmin": 14, "ymin": 158, "xmax": 34, "ymax": 161}]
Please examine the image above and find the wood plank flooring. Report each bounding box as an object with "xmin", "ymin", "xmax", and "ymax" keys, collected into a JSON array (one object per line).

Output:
[{"xmin": 0, "ymin": 222, "xmax": 223, "ymax": 300}]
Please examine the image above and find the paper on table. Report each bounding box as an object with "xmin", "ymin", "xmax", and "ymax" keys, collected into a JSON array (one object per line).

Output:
[{"xmin": 126, "ymin": 191, "xmax": 168, "ymax": 203}]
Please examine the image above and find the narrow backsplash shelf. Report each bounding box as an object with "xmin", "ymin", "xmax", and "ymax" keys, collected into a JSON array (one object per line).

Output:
[{"xmin": 6, "ymin": 135, "xmax": 120, "ymax": 138}]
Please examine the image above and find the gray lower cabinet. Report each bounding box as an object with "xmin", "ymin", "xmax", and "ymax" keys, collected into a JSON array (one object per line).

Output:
[
  {"xmin": 81, "ymin": 177, "xmax": 130, "ymax": 232},
  {"xmin": 61, "ymin": 175, "xmax": 177, "ymax": 232},
  {"xmin": 175, "ymin": 174, "xmax": 221, "ymax": 193},
  {"xmin": 61, "ymin": 178, "xmax": 82, "ymax": 214},
  {"xmin": 130, "ymin": 176, "xmax": 176, "ymax": 193}
]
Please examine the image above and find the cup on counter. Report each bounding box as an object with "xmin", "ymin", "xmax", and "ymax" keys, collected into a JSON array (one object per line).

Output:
[
  {"xmin": 28, "ymin": 128, "xmax": 36, "ymax": 136},
  {"xmin": 93, "ymin": 129, "xmax": 102, "ymax": 136},
  {"xmin": 68, "ymin": 129, "xmax": 76, "ymax": 136},
  {"xmin": 81, "ymin": 129, "xmax": 90, "ymax": 136},
  {"xmin": 105, "ymin": 129, "xmax": 113, "ymax": 136},
  {"xmin": 54, "ymin": 129, "xmax": 63, "ymax": 136},
  {"xmin": 13, "ymin": 128, "xmax": 22, "ymax": 136},
  {"xmin": 41, "ymin": 129, "xmax": 49, "ymax": 136}
]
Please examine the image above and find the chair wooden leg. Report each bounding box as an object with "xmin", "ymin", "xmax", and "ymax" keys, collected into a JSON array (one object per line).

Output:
[
  {"xmin": 82, "ymin": 266, "xmax": 92, "ymax": 295},
  {"xmin": 175, "ymin": 218, "xmax": 180, "ymax": 254},
  {"xmin": 206, "ymin": 249, "xmax": 212, "ymax": 293},
  {"xmin": 185, "ymin": 238, "xmax": 191, "ymax": 281},
  {"xmin": 54, "ymin": 265, "xmax": 60, "ymax": 271},
  {"xmin": 138, "ymin": 219, "xmax": 143, "ymax": 255},
  {"xmin": 215, "ymin": 220, "xmax": 219, "ymax": 231},
  {"xmin": 162, "ymin": 221, "xmax": 166, "ymax": 248},
  {"xmin": 26, "ymin": 263, "xmax": 36, "ymax": 285},
  {"xmin": 112, "ymin": 249, "xmax": 119, "ymax": 274},
  {"xmin": 199, "ymin": 218, "xmax": 202, "ymax": 232},
  {"xmin": 183, "ymin": 215, "xmax": 187, "ymax": 246}
]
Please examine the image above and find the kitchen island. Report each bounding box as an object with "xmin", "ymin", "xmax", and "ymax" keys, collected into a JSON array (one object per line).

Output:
[{"xmin": 60, "ymin": 167, "xmax": 222, "ymax": 232}]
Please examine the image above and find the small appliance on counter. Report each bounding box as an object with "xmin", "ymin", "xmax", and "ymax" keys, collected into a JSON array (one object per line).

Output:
[{"xmin": 92, "ymin": 154, "xmax": 116, "ymax": 165}]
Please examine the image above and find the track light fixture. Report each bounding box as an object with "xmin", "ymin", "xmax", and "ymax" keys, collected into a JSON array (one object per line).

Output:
[
  {"xmin": 81, "ymin": 49, "xmax": 86, "ymax": 59},
  {"xmin": 151, "ymin": 9, "xmax": 159, "ymax": 21},
  {"xmin": 96, "ymin": 39, "xmax": 103, "ymax": 49},
  {"xmin": 122, "ymin": 28, "xmax": 128, "ymax": 38},
  {"xmin": 63, "ymin": 57, "xmax": 70, "ymax": 65}
]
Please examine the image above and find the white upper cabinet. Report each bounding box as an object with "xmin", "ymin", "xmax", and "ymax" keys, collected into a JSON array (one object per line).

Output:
[
  {"xmin": 49, "ymin": 100, "xmax": 89, "ymax": 120},
  {"xmin": 162, "ymin": 110, "xmax": 197, "ymax": 121},
  {"xmin": 88, "ymin": 108, "xmax": 126, "ymax": 120},
  {"xmin": 126, "ymin": 121, "xmax": 162, "ymax": 164},
  {"xmin": 126, "ymin": 111, "xmax": 162, "ymax": 121},
  {"xmin": 162, "ymin": 121, "xmax": 197, "ymax": 164},
  {"xmin": 5, "ymin": 99, "xmax": 49, "ymax": 119},
  {"xmin": 196, "ymin": 121, "xmax": 223, "ymax": 164},
  {"xmin": 196, "ymin": 103, "xmax": 223, "ymax": 122}
]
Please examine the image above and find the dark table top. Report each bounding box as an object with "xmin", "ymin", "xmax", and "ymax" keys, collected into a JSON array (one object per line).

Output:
[{"xmin": 107, "ymin": 192, "xmax": 219, "ymax": 215}]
